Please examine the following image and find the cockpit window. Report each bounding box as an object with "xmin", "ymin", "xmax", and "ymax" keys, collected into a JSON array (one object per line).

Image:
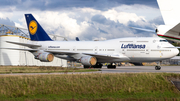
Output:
[{"xmin": 160, "ymin": 40, "xmax": 168, "ymax": 42}]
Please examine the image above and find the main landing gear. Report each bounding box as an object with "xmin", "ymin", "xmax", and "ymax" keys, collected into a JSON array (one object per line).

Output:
[
  {"xmin": 83, "ymin": 63, "xmax": 103, "ymax": 69},
  {"xmin": 107, "ymin": 63, "xmax": 116, "ymax": 69},
  {"xmin": 93, "ymin": 63, "xmax": 103, "ymax": 68}
]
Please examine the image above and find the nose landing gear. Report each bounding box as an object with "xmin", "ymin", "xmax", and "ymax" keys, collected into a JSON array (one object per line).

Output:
[
  {"xmin": 155, "ymin": 66, "xmax": 161, "ymax": 70},
  {"xmin": 155, "ymin": 61, "xmax": 161, "ymax": 70}
]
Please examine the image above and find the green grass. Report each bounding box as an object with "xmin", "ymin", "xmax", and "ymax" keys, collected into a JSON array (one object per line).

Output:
[
  {"xmin": 0, "ymin": 73, "xmax": 179, "ymax": 100},
  {"xmin": 0, "ymin": 66, "xmax": 98, "ymax": 74}
]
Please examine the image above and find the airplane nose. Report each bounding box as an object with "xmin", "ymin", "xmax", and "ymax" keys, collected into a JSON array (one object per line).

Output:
[{"xmin": 174, "ymin": 48, "xmax": 179, "ymax": 56}]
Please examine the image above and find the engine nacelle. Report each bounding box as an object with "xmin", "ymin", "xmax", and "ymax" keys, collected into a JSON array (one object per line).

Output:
[
  {"xmin": 79, "ymin": 56, "xmax": 97, "ymax": 66},
  {"xmin": 35, "ymin": 52, "xmax": 54, "ymax": 62}
]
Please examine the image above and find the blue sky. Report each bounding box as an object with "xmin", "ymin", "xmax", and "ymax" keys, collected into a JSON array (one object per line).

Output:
[{"xmin": 0, "ymin": 0, "xmax": 164, "ymax": 41}]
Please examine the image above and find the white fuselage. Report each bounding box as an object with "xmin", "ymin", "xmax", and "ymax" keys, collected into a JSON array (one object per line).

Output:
[{"xmin": 33, "ymin": 37, "xmax": 179, "ymax": 63}]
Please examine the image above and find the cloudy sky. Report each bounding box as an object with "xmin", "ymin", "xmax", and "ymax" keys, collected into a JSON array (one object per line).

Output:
[{"xmin": 0, "ymin": 0, "xmax": 164, "ymax": 41}]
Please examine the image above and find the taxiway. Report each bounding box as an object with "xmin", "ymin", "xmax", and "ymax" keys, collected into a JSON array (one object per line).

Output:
[{"xmin": 0, "ymin": 66, "xmax": 179, "ymax": 76}]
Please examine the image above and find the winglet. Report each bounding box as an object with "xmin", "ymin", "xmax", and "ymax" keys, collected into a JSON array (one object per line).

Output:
[{"xmin": 25, "ymin": 14, "xmax": 52, "ymax": 41}]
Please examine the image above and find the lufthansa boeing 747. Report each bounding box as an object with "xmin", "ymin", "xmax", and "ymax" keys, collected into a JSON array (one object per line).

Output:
[{"xmin": 2, "ymin": 14, "xmax": 179, "ymax": 70}]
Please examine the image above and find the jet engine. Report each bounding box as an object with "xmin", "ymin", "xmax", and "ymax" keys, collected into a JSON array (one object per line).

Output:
[
  {"xmin": 79, "ymin": 56, "xmax": 97, "ymax": 66},
  {"xmin": 35, "ymin": 52, "xmax": 54, "ymax": 62}
]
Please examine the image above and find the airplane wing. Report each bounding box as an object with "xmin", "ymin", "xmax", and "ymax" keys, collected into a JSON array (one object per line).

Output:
[
  {"xmin": 83, "ymin": 53, "xmax": 122, "ymax": 59},
  {"xmin": 55, "ymin": 55, "xmax": 77, "ymax": 61},
  {"xmin": 46, "ymin": 50, "xmax": 128, "ymax": 58},
  {"xmin": 46, "ymin": 50, "xmax": 130, "ymax": 62},
  {"xmin": 1, "ymin": 46, "xmax": 130, "ymax": 62},
  {"xmin": 6, "ymin": 41, "xmax": 42, "ymax": 47},
  {"xmin": 0, "ymin": 47, "xmax": 78, "ymax": 55},
  {"xmin": 83, "ymin": 53, "xmax": 130, "ymax": 62},
  {"xmin": 0, "ymin": 48, "xmax": 38, "ymax": 52},
  {"xmin": 45, "ymin": 50, "xmax": 78, "ymax": 55}
]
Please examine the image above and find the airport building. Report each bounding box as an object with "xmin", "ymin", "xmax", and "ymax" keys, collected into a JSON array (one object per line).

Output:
[{"xmin": 0, "ymin": 24, "xmax": 67, "ymax": 67}]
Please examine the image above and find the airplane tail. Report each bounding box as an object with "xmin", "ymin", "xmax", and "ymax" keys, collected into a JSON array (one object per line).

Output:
[
  {"xmin": 25, "ymin": 14, "xmax": 52, "ymax": 41},
  {"xmin": 157, "ymin": 0, "xmax": 180, "ymax": 25}
]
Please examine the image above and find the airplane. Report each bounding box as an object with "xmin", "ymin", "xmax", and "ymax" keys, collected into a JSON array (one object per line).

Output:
[
  {"xmin": 132, "ymin": 0, "xmax": 180, "ymax": 43},
  {"xmin": 1, "ymin": 14, "xmax": 179, "ymax": 70}
]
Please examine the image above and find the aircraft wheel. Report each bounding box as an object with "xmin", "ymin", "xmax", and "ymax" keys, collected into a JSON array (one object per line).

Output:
[
  {"xmin": 97, "ymin": 63, "xmax": 103, "ymax": 68},
  {"xmin": 158, "ymin": 66, "xmax": 161, "ymax": 70},
  {"xmin": 155, "ymin": 66, "xmax": 161, "ymax": 70},
  {"xmin": 107, "ymin": 65, "xmax": 111, "ymax": 69},
  {"xmin": 84, "ymin": 66, "xmax": 90, "ymax": 69},
  {"xmin": 112, "ymin": 65, "xmax": 116, "ymax": 69},
  {"xmin": 99, "ymin": 63, "xmax": 103, "ymax": 68},
  {"xmin": 155, "ymin": 66, "xmax": 158, "ymax": 70},
  {"xmin": 107, "ymin": 65, "xmax": 116, "ymax": 69},
  {"xmin": 93, "ymin": 63, "xmax": 103, "ymax": 68}
]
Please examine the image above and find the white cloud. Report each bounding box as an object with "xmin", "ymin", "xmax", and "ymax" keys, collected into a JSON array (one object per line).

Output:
[
  {"xmin": 93, "ymin": 37, "xmax": 107, "ymax": 41},
  {"xmin": 113, "ymin": 4, "xmax": 161, "ymax": 20},
  {"xmin": 30, "ymin": 11, "xmax": 90, "ymax": 39},
  {"xmin": 81, "ymin": 8, "xmax": 101, "ymax": 14},
  {"xmin": 0, "ymin": 12, "xmax": 14, "ymax": 19},
  {"xmin": 14, "ymin": 22, "xmax": 24, "ymax": 28},
  {"xmin": 102, "ymin": 9, "xmax": 145, "ymax": 25},
  {"xmin": 0, "ymin": 4, "xmax": 160, "ymax": 40}
]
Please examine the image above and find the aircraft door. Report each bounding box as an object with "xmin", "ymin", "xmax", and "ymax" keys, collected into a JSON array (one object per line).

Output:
[
  {"xmin": 146, "ymin": 46, "xmax": 150, "ymax": 54},
  {"xmin": 122, "ymin": 49, "xmax": 125, "ymax": 54},
  {"xmin": 94, "ymin": 46, "xmax": 98, "ymax": 54},
  {"xmin": 73, "ymin": 46, "xmax": 76, "ymax": 51}
]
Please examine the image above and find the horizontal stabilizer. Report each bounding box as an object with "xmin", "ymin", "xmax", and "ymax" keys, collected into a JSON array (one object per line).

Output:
[{"xmin": 6, "ymin": 41, "xmax": 41, "ymax": 47}]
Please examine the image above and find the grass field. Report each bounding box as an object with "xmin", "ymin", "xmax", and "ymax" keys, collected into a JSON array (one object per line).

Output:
[
  {"xmin": 0, "ymin": 66, "xmax": 98, "ymax": 74},
  {"xmin": 0, "ymin": 73, "xmax": 179, "ymax": 101}
]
